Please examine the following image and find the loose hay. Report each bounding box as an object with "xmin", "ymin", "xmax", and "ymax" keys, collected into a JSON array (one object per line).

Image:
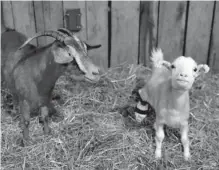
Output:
[{"xmin": 1, "ymin": 63, "xmax": 219, "ymax": 170}]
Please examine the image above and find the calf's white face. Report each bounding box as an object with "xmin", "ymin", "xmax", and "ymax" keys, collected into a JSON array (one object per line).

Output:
[{"xmin": 170, "ymin": 56, "xmax": 209, "ymax": 90}]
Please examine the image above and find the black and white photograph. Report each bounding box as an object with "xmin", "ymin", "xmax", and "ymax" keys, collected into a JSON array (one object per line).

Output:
[{"xmin": 1, "ymin": 0, "xmax": 219, "ymax": 169}]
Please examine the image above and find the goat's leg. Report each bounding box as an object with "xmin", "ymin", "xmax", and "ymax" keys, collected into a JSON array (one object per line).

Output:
[
  {"xmin": 48, "ymin": 103, "xmax": 58, "ymax": 117},
  {"xmin": 20, "ymin": 100, "xmax": 31, "ymax": 141},
  {"xmin": 180, "ymin": 122, "xmax": 191, "ymax": 161},
  {"xmin": 39, "ymin": 106, "xmax": 51, "ymax": 135},
  {"xmin": 48, "ymin": 103, "xmax": 63, "ymax": 122},
  {"xmin": 154, "ymin": 122, "xmax": 164, "ymax": 159}
]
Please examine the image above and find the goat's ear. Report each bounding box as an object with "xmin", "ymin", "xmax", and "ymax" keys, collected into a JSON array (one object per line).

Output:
[
  {"xmin": 197, "ymin": 64, "xmax": 210, "ymax": 74},
  {"xmin": 52, "ymin": 46, "xmax": 73, "ymax": 64},
  {"xmin": 85, "ymin": 43, "xmax": 101, "ymax": 50}
]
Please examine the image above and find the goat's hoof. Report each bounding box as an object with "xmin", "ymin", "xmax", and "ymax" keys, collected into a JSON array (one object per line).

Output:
[
  {"xmin": 184, "ymin": 153, "xmax": 191, "ymax": 161},
  {"xmin": 43, "ymin": 126, "xmax": 52, "ymax": 135},
  {"xmin": 16, "ymin": 137, "xmax": 32, "ymax": 147},
  {"xmin": 155, "ymin": 150, "xmax": 162, "ymax": 160}
]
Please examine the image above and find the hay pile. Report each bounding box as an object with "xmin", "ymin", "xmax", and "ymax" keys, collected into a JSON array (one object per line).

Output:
[{"xmin": 1, "ymin": 64, "xmax": 219, "ymax": 170}]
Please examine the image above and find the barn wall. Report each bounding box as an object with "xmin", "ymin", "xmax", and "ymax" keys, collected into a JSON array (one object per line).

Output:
[{"xmin": 1, "ymin": 1, "xmax": 219, "ymax": 72}]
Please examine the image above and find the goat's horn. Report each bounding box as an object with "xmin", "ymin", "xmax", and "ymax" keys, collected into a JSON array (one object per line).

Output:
[
  {"xmin": 57, "ymin": 28, "xmax": 74, "ymax": 37},
  {"xmin": 18, "ymin": 30, "xmax": 69, "ymax": 50},
  {"xmin": 57, "ymin": 28, "xmax": 101, "ymax": 50}
]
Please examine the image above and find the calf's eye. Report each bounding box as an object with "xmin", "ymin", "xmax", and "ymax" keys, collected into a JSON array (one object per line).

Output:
[
  {"xmin": 171, "ymin": 64, "xmax": 175, "ymax": 69},
  {"xmin": 193, "ymin": 68, "xmax": 197, "ymax": 72}
]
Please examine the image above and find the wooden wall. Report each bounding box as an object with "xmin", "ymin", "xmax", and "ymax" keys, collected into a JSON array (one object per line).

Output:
[{"xmin": 1, "ymin": 1, "xmax": 219, "ymax": 73}]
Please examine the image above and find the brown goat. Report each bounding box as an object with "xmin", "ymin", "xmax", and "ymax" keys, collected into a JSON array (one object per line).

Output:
[{"xmin": 1, "ymin": 28, "xmax": 102, "ymax": 144}]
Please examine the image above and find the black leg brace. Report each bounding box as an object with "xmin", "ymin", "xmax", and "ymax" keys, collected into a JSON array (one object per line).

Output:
[{"xmin": 134, "ymin": 96, "xmax": 154, "ymax": 116}]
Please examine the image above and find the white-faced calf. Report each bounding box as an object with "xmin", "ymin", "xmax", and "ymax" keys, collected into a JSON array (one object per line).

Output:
[{"xmin": 135, "ymin": 48, "xmax": 209, "ymax": 160}]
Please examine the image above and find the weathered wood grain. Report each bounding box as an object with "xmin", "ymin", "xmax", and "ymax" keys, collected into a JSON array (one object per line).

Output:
[
  {"xmin": 111, "ymin": 1, "xmax": 140, "ymax": 67},
  {"xmin": 158, "ymin": 1, "xmax": 187, "ymax": 62},
  {"xmin": 33, "ymin": 1, "xmax": 45, "ymax": 46},
  {"xmin": 185, "ymin": 1, "xmax": 214, "ymax": 64},
  {"xmin": 34, "ymin": 1, "xmax": 63, "ymax": 45},
  {"xmin": 63, "ymin": 1, "xmax": 87, "ymax": 41},
  {"xmin": 86, "ymin": 1, "xmax": 108, "ymax": 69},
  {"xmin": 209, "ymin": 2, "xmax": 219, "ymax": 73},
  {"xmin": 139, "ymin": 1, "xmax": 158, "ymax": 66},
  {"xmin": 11, "ymin": 1, "xmax": 37, "ymax": 45},
  {"xmin": 2, "ymin": 1, "xmax": 14, "ymax": 30}
]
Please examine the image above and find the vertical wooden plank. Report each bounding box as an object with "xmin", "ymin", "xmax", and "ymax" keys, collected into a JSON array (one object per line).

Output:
[
  {"xmin": 2, "ymin": 1, "xmax": 14, "ymax": 30},
  {"xmin": 11, "ymin": 1, "xmax": 37, "ymax": 45},
  {"xmin": 34, "ymin": 1, "xmax": 63, "ymax": 45},
  {"xmin": 158, "ymin": 1, "xmax": 187, "ymax": 62},
  {"xmin": 111, "ymin": 1, "xmax": 140, "ymax": 67},
  {"xmin": 86, "ymin": 1, "xmax": 108, "ymax": 70},
  {"xmin": 139, "ymin": 1, "xmax": 158, "ymax": 66},
  {"xmin": 209, "ymin": 2, "xmax": 219, "ymax": 73},
  {"xmin": 33, "ymin": 1, "xmax": 45, "ymax": 46},
  {"xmin": 185, "ymin": 1, "xmax": 214, "ymax": 64},
  {"xmin": 63, "ymin": 1, "xmax": 87, "ymax": 41}
]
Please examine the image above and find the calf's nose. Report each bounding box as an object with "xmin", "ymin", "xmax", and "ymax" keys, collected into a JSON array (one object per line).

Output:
[{"xmin": 179, "ymin": 73, "xmax": 188, "ymax": 77}]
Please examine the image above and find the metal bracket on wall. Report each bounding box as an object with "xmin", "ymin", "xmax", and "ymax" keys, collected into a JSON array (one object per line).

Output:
[{"xmin": 65, "ymin": 9, "xmax": 82, "ymax": 32}]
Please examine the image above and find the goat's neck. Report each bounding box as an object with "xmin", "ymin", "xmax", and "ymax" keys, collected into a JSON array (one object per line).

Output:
[
  {"xmin": 169, "ymin": 86, "xmax": 190, "ymax": 112},
  {"xmin": 36, "ymin": 46, "xmax": 67, "ymax": 91}
]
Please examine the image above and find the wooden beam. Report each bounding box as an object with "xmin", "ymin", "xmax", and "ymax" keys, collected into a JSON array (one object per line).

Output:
[
  {"xmin": 86, "ymin": 1, "xmax": 108, "ymax": 70},
  {"xmin": 139, "ymin": 1, "xmax": 158, "ymax": 66},
  {"xmin": 209, "ymin": 2, "xmax": 219, "ymax": 73},
  {"xmin": 111, "ymin": 1, "xmax": 140, "ymax": 67},
  {"xmin": 158, "ymin": 1, "xmax": 187, "ymax": 62},
  {"xmin": 185, "ymin": 1, "xmax": 214, "ymax": 64}
]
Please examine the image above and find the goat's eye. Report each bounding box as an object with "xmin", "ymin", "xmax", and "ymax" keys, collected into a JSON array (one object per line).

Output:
[
  {"xmin": 68, "ymin": 53, "xmax": 71, "ymax": 56},
  {"xmin": 171, "ymin": 64, "xmax": 175, "ymax": 69},
  {"xmin": 193, "ymin": 68, "xmax": 197, "ymax": 72}
]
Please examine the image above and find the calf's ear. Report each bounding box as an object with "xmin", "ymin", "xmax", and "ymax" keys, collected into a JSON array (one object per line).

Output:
[
  {"xmin": 52, "ymin": 46, "xmax": 73, "ymax": 64},
  {"xmin": 197, "ymin": 64, "xmax": 210, "ymax": 74}
]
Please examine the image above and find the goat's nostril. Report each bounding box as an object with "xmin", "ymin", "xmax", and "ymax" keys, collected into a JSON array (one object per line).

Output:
[{"xmin": 180, "ymin": 73, "xmax": 188, "ymax": 77}]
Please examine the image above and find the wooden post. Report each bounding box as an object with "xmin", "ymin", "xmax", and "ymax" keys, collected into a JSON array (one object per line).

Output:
[
  {"xmin": 139, "ymin": 1, "xmax": 158, "ymax": 66},
  {"xmin": 158, "ymin": 1, "xmax": 187, "ymax": 62},
  {"xmin": 111, "ymin": 1, "xmax": 140, "ymax": 67},
  {"xmin": 209, "ymin": 2, "xmax": 219, "ymax": 73},
  {"xmin": 185, "ymin": 1, "xmax": 214, "ymax": 64},
  {"xmin": 34, "ymin": 1, "xmax": 63, "ymax": 46},
  {"xmin": 1, "ymin": 1, "xmax": 14, "ymax": 30},
  {"xmin": 11, "ymin": 1, "xmax": 37, "ymax": 45},
  {"xmin": 86, "ymin": 1, "xmax": 108, "ymax": 70}
]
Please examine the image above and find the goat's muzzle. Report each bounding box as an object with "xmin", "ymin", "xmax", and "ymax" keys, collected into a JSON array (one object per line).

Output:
[{"xmin": 84, "ymin": 71, "xmax": 101, "ymax": 83}]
